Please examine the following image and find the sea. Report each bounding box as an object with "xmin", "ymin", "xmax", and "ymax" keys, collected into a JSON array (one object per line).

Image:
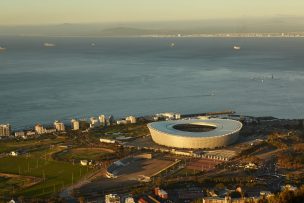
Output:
[{"xmin": 0, "ymin": 36, "xmax": 304, "ymax": 130}]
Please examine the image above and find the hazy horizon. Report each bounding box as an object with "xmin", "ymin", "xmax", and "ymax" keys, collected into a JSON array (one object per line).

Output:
[
  {"xmin": 0, "ymin": 16, "xmax": 304, "ymax": 36},
  {"xmin": 1, "ymin": 0, "xmax": 304, "ymax": 26}
]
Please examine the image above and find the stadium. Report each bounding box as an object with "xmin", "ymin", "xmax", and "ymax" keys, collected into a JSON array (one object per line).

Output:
[{"xmin": 147, "ymin": 119, "xmax": 242, "ymax": 149}]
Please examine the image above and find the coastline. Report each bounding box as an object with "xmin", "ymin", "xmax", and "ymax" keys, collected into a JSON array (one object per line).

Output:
[{"xmin": 2, "ymin": 109, "xmax": 303, "ymax": 133}]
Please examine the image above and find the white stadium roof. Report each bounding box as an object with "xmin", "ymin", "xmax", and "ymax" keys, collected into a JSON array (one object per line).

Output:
[{"xmin": 148, "ymin": 119, "xmax": 242, "ymax": 138}]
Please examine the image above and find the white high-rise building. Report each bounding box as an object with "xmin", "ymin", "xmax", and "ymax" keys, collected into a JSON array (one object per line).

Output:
[
  {"xmin": 99, "ymin": 114, "xmax": 106, "ymax": 125},
  {"xmin": 35, "ymin": 124, "xmax": 46, "ymax": 135},
  {"xmin": 54, "ymin": 120, "xmax": 65, "ymax": 131},
  {"xmin": 71, "ymin": 119, "xmax": 80, "ymax": 130},
  {"xmin": 108, "ymin": 115, "xmax": 115, "ymax": 126},
  {"xmin": 126, "ymin": 116, "xmax": 137, "ymax": 124},
  {"xmin": 0, "ymin": 124, "xmax": 11, "ymax": 136},
  {"xmin": 90, "ymin": 117, "xmax": 99, "ymax": 128}
]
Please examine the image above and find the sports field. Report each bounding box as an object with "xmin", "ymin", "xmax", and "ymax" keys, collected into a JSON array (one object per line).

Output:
[
  {"xmin": 56, "ymin": 147, "xmax": 114, "ymax": 161},
  {"xmin": 0, "ymin": 144, "xmax": 93, "ymax": 197}
]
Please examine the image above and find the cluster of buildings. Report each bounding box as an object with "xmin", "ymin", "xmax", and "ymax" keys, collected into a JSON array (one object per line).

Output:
[
  {"xmin": 0, "ymin": 120, "xmax": 66, "ymax": 138},
  {"xmin": 105, "ymin": 189, "xmax": 168, "ymax": 203},
  {"xmin": 105, "ymin": 194, "xmax": 135, "ymax": 203},
  {"xmin": 153, "ymin": 112, "xmax": 181, "ymax": 121},
  {"xmin": 87, "ymin": 114, "xmax": 113, "ymax": 128},
  {"xmin": 34, "ymin": 120, "xmax": 66, "ymax": 135},
  {"xmin": 71, "ymin": 115, "xmax": 137, "ymax": 130},
  {"xmin": 154, "ymin": 187, "xmax": 168, "ymax": 199},
  {"xmin": 104, "ymin": 184, "xmax": 300, "ymax": 203},
  {"xmin": 116, "ymin": 116, "xmax": 137, "ymax": 125},
  {"xmin": 0, "ymin": 114, "xmax": 138, "ymax": 138}
]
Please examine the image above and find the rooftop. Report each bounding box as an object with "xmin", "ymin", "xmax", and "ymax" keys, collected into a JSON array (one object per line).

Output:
[{"xmin": 148, "ymin": 119, "xmax": 242, "ymax": 138}]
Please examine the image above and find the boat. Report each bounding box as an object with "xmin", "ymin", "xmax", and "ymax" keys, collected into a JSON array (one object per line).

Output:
[
  {"xmin": 43, "ymin": 43, "xmax": 56, "ymax": 47},
  {"xmin": 0, "ymin": 46, "xmax": 6, "ymax": 51},
  {"xmin": 170, "ymin": 43, "xmax": 175, "ymax": 47},
  {"xmin": 233, "ymin": 45, "xmax": 241, "ymax": 50},
  {"xmin": 91, "ymin": 43, "xmax": 96, "ymax": 47}
]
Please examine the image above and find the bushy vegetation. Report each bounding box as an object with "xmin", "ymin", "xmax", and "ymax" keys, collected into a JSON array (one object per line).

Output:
[
  {"xmin": 266, "ymin": 186, "xmax": 304, "ymax": 203},
  {"xmin": 239, "ymin": 141, "xmax": 276, "ymax": 157}
]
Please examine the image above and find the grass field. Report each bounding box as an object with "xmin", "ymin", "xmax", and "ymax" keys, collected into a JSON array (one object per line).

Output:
[
  {"xmin": 172, "ymin": 168, "xmax": 203, "ymax": 177},
  {"xmin": 56, "ymin": 147, "xmax": 114, "ymax": 161},
  {"xmin": 90, "ymin": 122, "xmax": 149, "ymax": 139},
  {"xmin": 0, "ymin": 136, "xmax": 65, "ymax": 154},
  {"xmin": 0, "ymin": 176, "xmax": 30, "ymax": 195},
  {"xmin": 0, "ymin": 147, "xmax": 92, "ymax": 197}
]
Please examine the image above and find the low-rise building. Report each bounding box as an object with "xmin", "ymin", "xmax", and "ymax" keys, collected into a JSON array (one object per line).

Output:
[
  {"xmin": 100, "ymin": 138, "xmax": 116, "ymax": 144},
  {"xmin": 80, "ymin": 160, "xmax": 92, "ymax": 166},
  {"xmin": 126, "ymin": 116, "xmax": 137, "ymax": 124},
  {"xmin": 26, "ymin": 131, "xmax": 36, "ymax": 136},
  {"xmin": 117, "ymin": 120, "xmax": 128, "ymax": 125},
  {"xmin": 159, "ymin": 189, "xmax": 168, "ymax": 199},
  {"xmin": 15, "ymin": 131, "xmax": 25, "ymax": 137},
  {"xmin": 9, "ymin": 151, "xmax": 18, "ymax": 156},
  {"xmin": 44, "ymin": 128, "xmax": 56, "ymax": 134},
  {"xmin": 171, "ymin": 149, "xmax": 193, "ymax": 156},
  {"xmin": 281, "ymin": 184, "xmax": 297, "ymax": 191},
  {"xmin": 244, "ymin": 162, "xmax": 258, "ymax": 170},
  {"xmin": 105, "ymin": 194, "xmax": 120, "ymax": 203},
  {"xmin": 156, "ymin": 112, "xmax": 181, "ymax": 120},
  {"xmin": 154, "ymin": 187, "xmax": 168, "ymax": 199},
  {"xmin": 260, "ymin": 191, "xmax": 274, "ymax": 198},
  {"xmin": 203, "ymin": 197, "xmax": 245, "ymax": 203},
  {"xmin": 124, "ymin": 197, "xmax": 135, "ymax": 203},
  {"xmin": 0, "ymin": 124, "xmax": 11, "ymax": 136}
]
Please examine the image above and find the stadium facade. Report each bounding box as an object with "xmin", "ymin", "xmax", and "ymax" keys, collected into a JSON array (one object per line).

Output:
[{"xmin": 147, "ymin": 119, "xmax": 242, "ymax": 149}]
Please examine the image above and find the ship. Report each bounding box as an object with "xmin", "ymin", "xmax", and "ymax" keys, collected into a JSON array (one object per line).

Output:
[
  {"xmin": 0, "ymin": 46, "xmax": 6, "ymax": 51},
  {"xmin": 233, "ymin": 45, "xmax": 241, "ymax": 50},
  {"xmin": 43, "ymin": 43, "xmax": 56, "ymax": 47}
]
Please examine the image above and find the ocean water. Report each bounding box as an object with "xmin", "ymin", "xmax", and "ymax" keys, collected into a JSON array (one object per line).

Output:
[{"xmin": 0, "ymin": 36, "xmax": 304, "ymax": 130}]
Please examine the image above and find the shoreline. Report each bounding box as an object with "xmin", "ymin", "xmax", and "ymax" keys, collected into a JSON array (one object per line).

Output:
[
  {"xmin": 2, "ymin": 109, "xmax": 303, "ymax": 133},
  {"xmin": 1, "ymin": 33, "xmax": 304, "ymax": 38}
]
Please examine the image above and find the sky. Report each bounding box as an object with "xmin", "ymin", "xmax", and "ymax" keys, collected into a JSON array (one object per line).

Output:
[{"xmin": 0, "ymin": 0, "xmax": 304, "ymax": 25}]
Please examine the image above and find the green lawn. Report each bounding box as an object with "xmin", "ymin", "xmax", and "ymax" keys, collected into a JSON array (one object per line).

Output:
[
  {"xmin": 90, "ymin": 122, "xmax": 150, "ymax": 139},
  {"xmin": 172, "ymin": 168, "xmax": 203, "ymax": 177},
  {"xmin": 0, "ymin": 137, "xmax": 65, "ymax": 153},
  {"xmin": 0, "ymin": 175, "xmax": 34, "ymax": 195},
  {"xmin": 0, "ymin": 156, "xmax": 92, "ymax": 197},
  {"xmin": 56, "ymin": 147, "xmax": 114, "ymax": 161}
]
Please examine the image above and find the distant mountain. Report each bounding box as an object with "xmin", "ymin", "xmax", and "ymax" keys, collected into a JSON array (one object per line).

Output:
[
  {"xmin": 98, "ymin": 27, "xmax": 156, "ymax": 36},
  {"xmin": 0, "ymin": 16, "xmax": 304, "ymax": 37}
]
